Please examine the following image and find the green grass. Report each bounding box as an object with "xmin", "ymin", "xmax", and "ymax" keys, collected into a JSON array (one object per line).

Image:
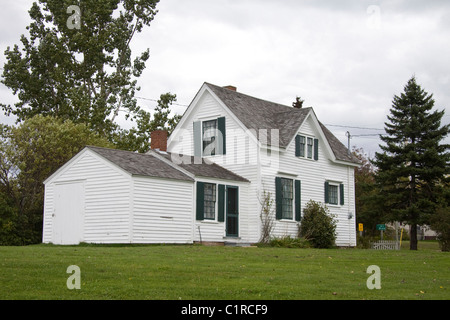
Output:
[{"xmin": 0, "ymin": 242, "xmax": 449, "ymax": 300}]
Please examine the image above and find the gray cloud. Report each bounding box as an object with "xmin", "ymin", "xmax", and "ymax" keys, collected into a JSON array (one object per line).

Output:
[{"xmin": 1, "ymin": 0, "xmax": 449, "ymax": 155}]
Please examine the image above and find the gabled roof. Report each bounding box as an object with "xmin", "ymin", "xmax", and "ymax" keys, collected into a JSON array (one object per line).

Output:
[
  {"xmin": 87, "ymin": 146, "xmax": 249, "ymax": 183},
  {"xmin": 205, "ymin": 82, "xmax": 360, "ymax": 164},
  {"xmin": 206, "ymin": 82, "xmax": 310, "ymax": 148}
]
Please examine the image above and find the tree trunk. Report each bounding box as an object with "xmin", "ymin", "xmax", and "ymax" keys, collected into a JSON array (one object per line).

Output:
[{"xmin": 410, "ymin": 224, "xmax": 418, "ymax": 250}]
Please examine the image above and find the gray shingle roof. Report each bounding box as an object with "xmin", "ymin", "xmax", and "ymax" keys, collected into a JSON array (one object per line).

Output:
[
  {"xmin": 206, "ymin": 83, "xmax": 310, "ymax": 148},
  {"xmin": 205, "ymin": 83, "xmax": 360, "ymax": 164},
  {"xmin": 87, "ymin": 146, "xmax": 249, "ymax": 183},
  {"xmin": 152, "ymin": 151, "xmax": 249, "ymax": 183},
  {"xmin": 87, "ymin": 146, "xmax": 194, "ymax": 182}
]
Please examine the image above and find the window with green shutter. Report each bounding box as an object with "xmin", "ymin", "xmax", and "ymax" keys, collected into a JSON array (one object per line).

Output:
[
  {"xmin": 202, "ymin": 119, "xmax": 217, "ymax": 156},
  {"xmin": 295, "ymin": 135, "xmax": 318, "ymax": 161},
  {"xmin": 328, "ymin": 184, "xmax": 338, "ymax": 205},
  {"xmin": 203, "ymin": 183, "xmax": 216, "ymax": 220},
  {"xmin": 324, "ymin": 181, "xmax": 344, "ymax": 206},
  {"xmin": 197, "ymin": 182, "xmax": 221, "ymax": 221},
  {"xmin": 275, "ymin": 177, "xmax": 296, "ymax": 220},
  {"xmin": 194, "ymin": 117, "xmax": 226, "ymax": 157},
  {"xmin": 296, "ymin": 135, "xmax": 306, "ymax": 157},
  {"xmin": 281, "ymin": 178, "xmax": 293, "ymax": 219}
]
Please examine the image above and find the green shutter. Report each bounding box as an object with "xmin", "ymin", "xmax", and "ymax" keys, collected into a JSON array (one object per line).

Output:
[
  {"xmin": 275, "ymin": 177, "xmax": 282, "ymax": 220},
  {"xmin": 193, "ymin": 121, "xmax": 202, "ymax": 157},
  {"xmin": 340, "ymin": 183, "xmax": 345, "ymax": 205},
  {"xmin": 314, "ymin": 138, "xmax": 319, "ymax": 160},
  {"xmin": 218, "ymin": 117, "xmax": 226, "ymax": 155},
  {"xmin": 295, "ymin": 135, "xmax": 301, "ymax": 157},
  {"xmin": 295, "ymin": 180, "xmax": 301, "ymax": 221},
  {"xmin": 218, "ymin": 184, "xmax": 225, "ymax": 222},
  {"xmin": 324, "ymin": 181, "xmax": 329, "ymax": 204},
  {"xmin": 196, "ymin": 182, "xmax": 204, "ymax": 220}
]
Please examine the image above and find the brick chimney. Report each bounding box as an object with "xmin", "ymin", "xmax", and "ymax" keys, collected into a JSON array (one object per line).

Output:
[
  {"xmin": 223, "ymin": 85, "xmax": 237, "ymax": 91},
  {"xmin": 151, "ymin": 129, "xmax": 168, "ymax": 151}
]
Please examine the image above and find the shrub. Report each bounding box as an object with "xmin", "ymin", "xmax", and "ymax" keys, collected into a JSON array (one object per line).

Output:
[
  {"xmin": 299, "ymin": 200, "xmax": 337, "ymax": 249},
  {"xmin": 430, "ymin": 205, "xmax": 450, "ymax": 252}
]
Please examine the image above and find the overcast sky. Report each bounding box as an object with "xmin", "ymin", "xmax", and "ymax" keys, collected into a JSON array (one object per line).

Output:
[{"xmin": 1, "ymin": 0, "xmax": 449, "ymax": 158}]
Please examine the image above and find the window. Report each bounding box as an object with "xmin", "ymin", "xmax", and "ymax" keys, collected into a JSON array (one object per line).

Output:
[
  {"xmin": 197, "ymin": 182, "xmax": 225, "ymax": 222},
  {"xmin": 307, "ymin": 137, "xmax": 313, "ymax": 159},
  {"xmin": 325, "ymin": 182, "xmax": 344, "ymax": 206},
  {"xmin": 204, "ymin": 183, "xmax": 216, "ymax": 220},
  {"xmin": 194, "ymin": 117, "xmax": 226, "ymax": 157},
  {"xmin": 202, "ymin": 120, "xmax": 217, "ymax": 156},
  {"xmin": 276, "ymin": 177, "xmax": 302, "ymax": 221},
  {"xmin": 296, "ymin": 135, "xmax": 319, "ymax": 160},
  {"xmin": 298, "ymin": 136, "xmax": 306, "ymax": 157},
  {"xmin": 281, "ymin": 178, "xmax": 293, "ymax": 219},
  {"xmin": 328, "ymin": 184, "xmax": 338, "ymax": 205}
]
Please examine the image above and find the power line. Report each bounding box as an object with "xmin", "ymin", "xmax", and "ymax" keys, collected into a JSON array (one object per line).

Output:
[
  {"xmin": 352, "ymin": 133, "xmax": 382, "ymax": 137},
  {"xmin": 324, "ymin": 124, "xmax": 384, "ymax": 131},
  {"xmin": 135, "ymin": 96, "xmax": 189, "ymax": 107}
]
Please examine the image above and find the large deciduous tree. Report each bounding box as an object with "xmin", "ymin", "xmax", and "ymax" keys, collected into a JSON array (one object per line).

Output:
[
  {"xmin": 1, "ymin": 0, "xmax": 180, "ymax": 150},
  {"xmin": 373, "ymin": 76, "xmax": 449, "ymax": 250}
]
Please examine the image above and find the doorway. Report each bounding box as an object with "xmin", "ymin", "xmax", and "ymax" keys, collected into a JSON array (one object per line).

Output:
[{"xmin": 226, "ymin": 186, "xmax": 239, "ymax": 237}]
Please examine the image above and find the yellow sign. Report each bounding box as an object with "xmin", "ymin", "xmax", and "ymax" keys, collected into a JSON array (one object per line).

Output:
[{"xmin": 358, "ymin": 223, "xmax": 364, "ymax": 232}]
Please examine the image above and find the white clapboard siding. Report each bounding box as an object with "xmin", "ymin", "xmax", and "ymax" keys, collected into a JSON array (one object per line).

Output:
[
  {"xmin": 260, "ymin": 114, "xmax": 357, "ymax": 246},
  {"xmin": 43, "ymin": 149, "xmax": 132, "ymax": 244},
  {"xmin": 132, "ymin": 176, "xmax": 193, "ymax": 244}
]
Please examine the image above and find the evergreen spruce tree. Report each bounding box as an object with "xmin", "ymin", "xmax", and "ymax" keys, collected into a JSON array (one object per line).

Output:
[{"xmin": 373, "ymin": 76, "xmax": 449, "ymax": 250}]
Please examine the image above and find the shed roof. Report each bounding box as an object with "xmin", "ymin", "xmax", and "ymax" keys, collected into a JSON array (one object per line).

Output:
[
  {"xmin": 87, "ymin": 146, "xmax": 194, "ymax": 182},
  {"xmin": 151, "ymin": 150, "xmax": 249, "ymax": 183},
  {"xmin": 87, "ymin": 146, "xmax": 249, "ymax": 183}
]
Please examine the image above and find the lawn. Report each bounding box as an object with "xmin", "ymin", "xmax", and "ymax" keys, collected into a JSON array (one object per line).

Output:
[{"xmin": 0, "ymin": 242, "xmax": 449, "ymax": 300}]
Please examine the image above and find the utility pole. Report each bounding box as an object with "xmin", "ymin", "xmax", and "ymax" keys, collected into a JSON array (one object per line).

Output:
[{"xmin": 345, "ymin": 131, "xmax": 351, "ymax": 155}]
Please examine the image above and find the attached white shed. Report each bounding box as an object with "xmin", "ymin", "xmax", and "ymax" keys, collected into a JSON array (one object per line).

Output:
[{"xmin": 42, "ymin": 146, "xmax": 249, "ymax": 245}]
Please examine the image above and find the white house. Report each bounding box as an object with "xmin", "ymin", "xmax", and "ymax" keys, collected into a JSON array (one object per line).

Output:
[
  {"xmin": 42, "ymin": 145, "xmax": 249, "ymax": 245},
  {"xmin": 43, "ymin": 82, "xmax": 360, "ymax": 246}
]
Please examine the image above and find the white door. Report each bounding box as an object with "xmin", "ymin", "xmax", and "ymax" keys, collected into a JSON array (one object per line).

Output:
[{"xmin": 52, "ymin": 181, "xmax": 85, "ymax": 245}]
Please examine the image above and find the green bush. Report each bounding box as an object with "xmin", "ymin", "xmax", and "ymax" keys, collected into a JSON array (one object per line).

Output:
[
  {"xmin": 299, "ymin": 200, "xmax": 337, "ymax": 249},
  {"xmin": 430, "ymin": 205, "xmax": 450, "ymax": 252}
]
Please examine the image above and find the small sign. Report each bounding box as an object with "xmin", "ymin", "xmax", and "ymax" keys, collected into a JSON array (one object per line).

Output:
[
  {"xmin": 376, "ymin": 224, "xmax": 386, "ymax": 231},
  {"xmin": 358, "ymin": 223, "xmax": 364, "ymax": 232}
]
